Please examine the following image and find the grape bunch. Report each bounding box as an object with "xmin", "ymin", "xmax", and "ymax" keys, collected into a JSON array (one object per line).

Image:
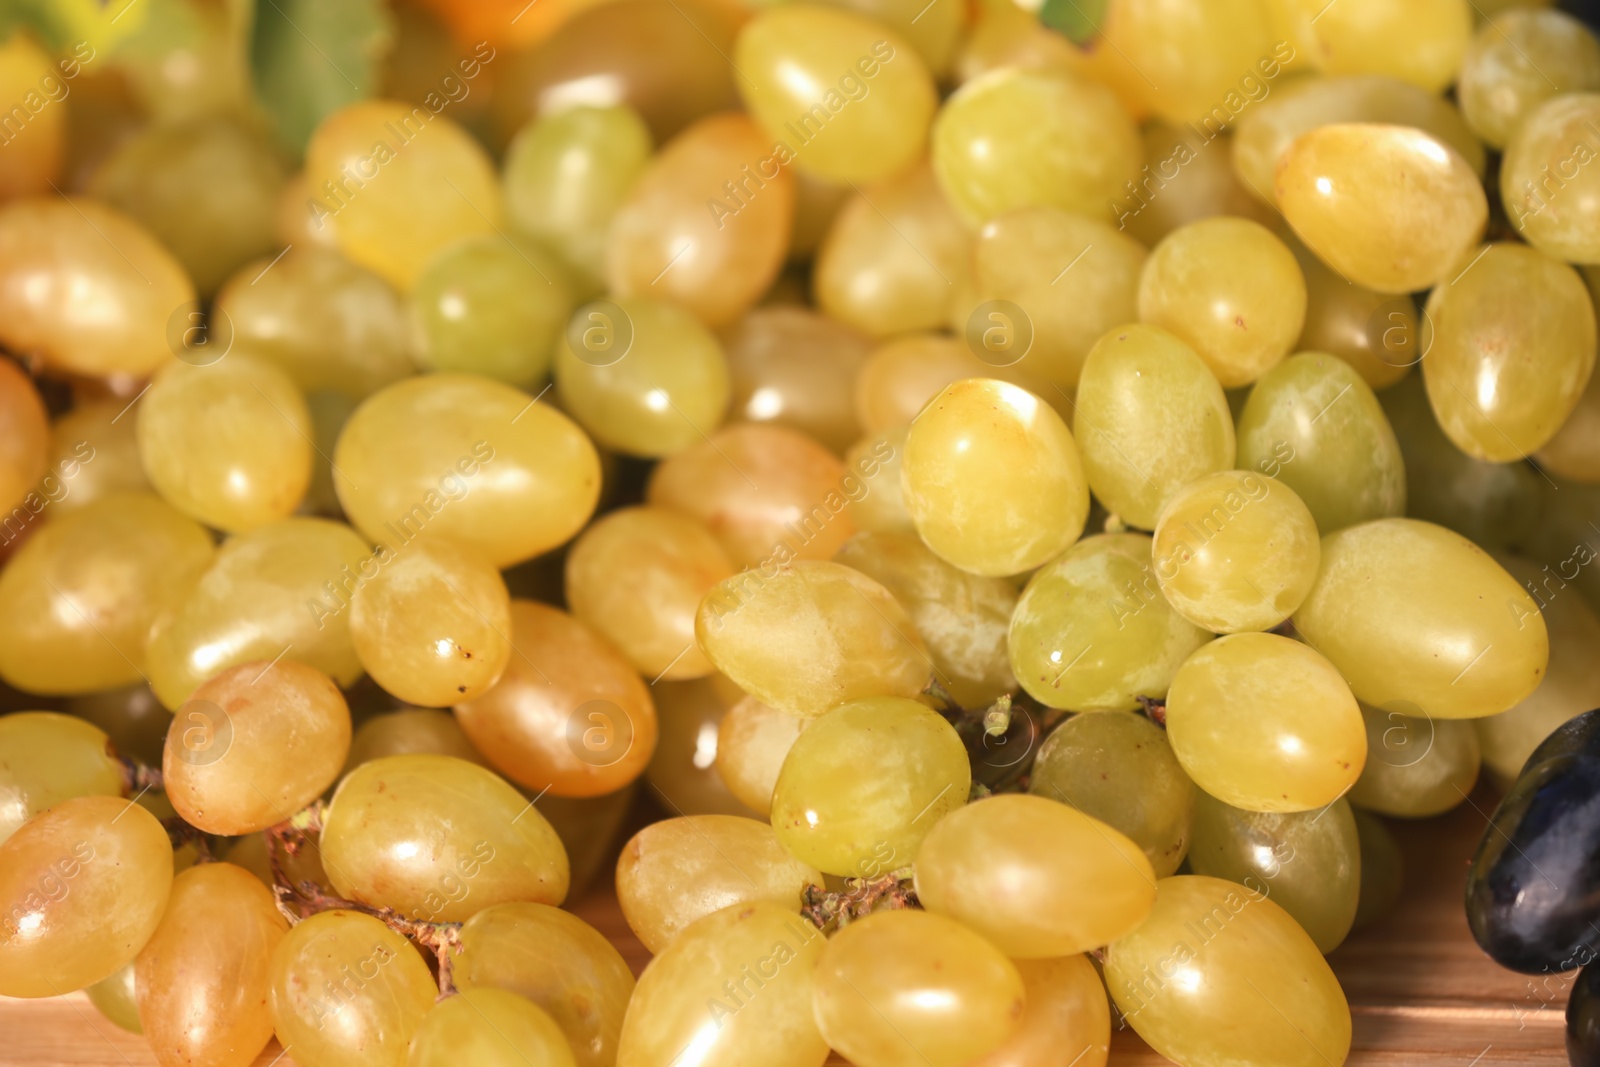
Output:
[{"xmin": 2, "ymin": 1, "xmax": 1600, "ymax": 1066}]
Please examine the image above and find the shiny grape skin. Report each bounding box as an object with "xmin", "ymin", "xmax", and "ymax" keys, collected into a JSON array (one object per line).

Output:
[
  {"xmin": 1520, "ymin": 707, "xmax": 1600, "ymax": 779},
  {"xmin": 1570, "ymin": 960, "xmax": 1600, "ymax": 1067},
  {"xmin": 1465, "ymin": 754, "xmax": 1600, "ymax": 974}
]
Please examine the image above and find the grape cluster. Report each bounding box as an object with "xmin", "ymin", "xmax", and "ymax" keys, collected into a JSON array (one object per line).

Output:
[{"xmin": 2, "ymin": 2, "xmax": 1600, "ymax": 1067}]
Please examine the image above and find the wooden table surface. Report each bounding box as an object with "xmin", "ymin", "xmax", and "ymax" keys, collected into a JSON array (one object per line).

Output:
[{"xmin": 0, "ymin": 786, "xmax": 1571, "ymax": 1066}]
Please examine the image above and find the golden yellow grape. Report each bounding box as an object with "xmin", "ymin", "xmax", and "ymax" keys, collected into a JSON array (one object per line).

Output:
[
  {"xmin": 44, "ymin": 398, "xmax": 150, "ymax": 512},
  {"xmin": 1120, "ymin": 126, "xmax": 1275, "ymax": 246},
  {"xmin": 965, "ymin": 954, "xmax": 1110, "ymax": 1067},
  {"xmin": 1459, "ymin": 9, "xmax": 1600, "ymax": 149},
  {"xmin": 715, "ymin": 695, "xmax": 806, "ymax": 818},
  {"xmin": 1293, "ymin": 0, "xmax": 1473, "ymax": 93},
  {"xmin": 0, "ymin": 34, "xmax": 65, "ymax": 199},
  {"xmin": 855, "ymin": 335, "xmax": 991, "ymax": 436},
  {"xmin": 723, "ymin": 307, "xmax": 873, "ymax": 454},
  {"xmin": 1095, "ymin": 0, "xmax": 1278, "ymax": 125},
  {"xmin": 1502, "ymin": 93, "xmax": 1600, "ymax": 262},
  {"xmin": 1292, "ymin": 240, "xmax": 1415, "ymax": 391},
  {"xmin": 0, "ymin": 713, "xmax": 124, "ymax": 844},
  {"xmin": 0, "ymin": 355, "xmax": 48, "ymax": 515}
]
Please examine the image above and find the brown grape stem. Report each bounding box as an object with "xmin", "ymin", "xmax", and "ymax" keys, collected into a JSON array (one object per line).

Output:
[
  {"xmin": 801, "ymin": 870, "xmax": 920, "ymax": 934},
  {"xmin": 1137, "ymin": 696, "xmax": 1167, "ymax": 727},
  {"xmin": 118, "ymin": 756, "xmax": 164, "ymax": 797},
  {"xmin": 160, "ymin": 816, "xmax": 218, "ymax": 863}
]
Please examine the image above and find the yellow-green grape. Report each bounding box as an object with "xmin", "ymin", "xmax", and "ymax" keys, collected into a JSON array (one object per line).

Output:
[
  {"xmin": 46, "ymin": 399, "xmax": 150, "ymax": 512},
  {"xmin": 965, "ymin": 954, "xmax": 1110, "ymax": 1067},
  {"xmin": 902, "ymin": 378, "xmax": 1088, "ymax": 576},
  {"xmin": 302, "ymin": 389, "xmax": 358, "ymax": 517},
  {"xmin": 1138, "ymin": 218, "xmax": 1306, "ymax": 389},
  {"xmin": 607, "ymin": 114, "xmax": 793, "ymax": 328},
  {"xmin": 1152, "ymin": 470, "xmax": 1321, "ymax": 633},
  {"xmin": 717, "ymin": 695, "xmax": 806, "ymax": 818},
  {"xmin": 1233, "ymin": 74, "xmax": 1487, "ymax": 205},
  {"xmin": 1120, "ymin": 126, "xmax": 1275, "ymax": 246},
  {"xmin": 1106, "ymin": 875, "xmax": 1351, "ymax": 1067},
  {"xmin": 215, "ymin": 247, "xmax": 416, "ymax": 399},
  {"xmin": 334, "ymin": 374, "xmax": 601, "ymax": 568},
  {"xmin": 0, "ymin": 713, "xmax": 123, "ymax": 844},
  {"xmin": 955, "ymin": 0, "xmax": 1081, "ymax": 89},
  {"xmin": 0, "ymin": 357, "xmax": 48, "ymax": 515},
  {"xmin": 86, "ymin": 962, "xmax": 142, "ymax": 1034},
  {"xmin": 503, "ymin": 104, "xmax": 653, "ymax": 295},
  {"xmin": 412, "ymin": 235, "xmax": 573, "ymax": 389},
  {"xmin": 813, "ymin": 908, "xmax": 1024, "ymax": 1067},
  {"xmin": 275, "ymin": 172, "xmax": 337, "ymax": 249},
  {"xmin": 1503, "ymin": 93, "xmax": 1600, "ymax": 261},
  {"xmin": 1073, "ymin": 325, "xmax": 1235, "ymax": 529},
  {"xmin": 1292, "ymin": 240, "xmax": 1415, "ymax": 391},
  {"xmin": 616, "ymin": 901, "xmax": 829, "ymax": 1067},
  {"xmin": 813, "ymin": 163, "xmax": 971, "ymax": 338},
  {"xmin": 411, "ymin": 989, "xmax": 576, "ymax": 1067},
  {"xmin": 162, "ymin": 660, "xmax": 350, "ymax": 835},
  {"xmin": 455, "ymin": 902, "xmax": 636, "ymax": 1067},
  {"xmin": 345, "ymin": 708, "xmax": 487, "ymax": 773},
  {"xmin": 845, "ymin": 427, "xmax": 916, "ymax": 536},
  {"xmin": 0, "ymin": 197, "xmax": 195, "ymax": 378},
  {"xmin": 0, "ymin": 795, "xmax": 173, "ymax": 998},
  {"xmin": 968, "ymin": 207, "xmax": 1148, "ymax": 393},
  {"xmin": 134, "ymin": 863, "xmax": 287, "ymax": 1067},
  {"xmin": 1237, "ymin": 352, "xmax": 1406, "ymax": 533},
  {"xmin": 89, "ymin": 117, "xmax": 285, "ymax": 296},
  {"xmin": 350, "ymin": 538, "xmax": 512, "ymax": 707},
  {"xmin": 617, "ymin": 814, "xmax": 822, "ymax": 953},
  {"xmin": 1187, "ymin": 794, "xmax": 1360, "ymax": 954},
  {"xmin": 136, "ymin": 354, "xmax": 313, "ymax": 532},
  {"xmin": 146, "ymin": 517, "xmax": 370, "ymax": 709},
  {"xmin": 1349, "ymin": 703, "xmax": 1480, "ymax": 817},
  {"xmin": 0, "ymin": 34, "xmax": 65, "ymax": 198},
  {"xmin": 1166, "ymin": 633, "xmax": 1366, "ymax": 812},
  {"xmin": 1460, "ymin": 10, "xmax": 1600, "ymax": 149},
  {"xmin": 1351, "ymin": 808, "xmax": 1405, "ymax": 932},
  {"xmin": 915, "ymin": 794, "xmax": 1155, "ymax": 957},
  {"xmin": 1028, "ymin": 711, "xmax": 1195, "ymax": 877},
  {"xmin": 1293, "ymin": 518, "xmax": 1550, "ymax": 719},
  {"xmin": 305, "ymin": 100, "xmax": 504, "ymax": 290},
  {"xmin": 1421, "ymin": 243, "xmax": 1596, "ymax": 461},
  {"xmin": 1277, "ymin": 124, "xmax": 1487, "ymax": 295},
  {"xmin": 646, "ymin": 674, "xmax": 755, "ymax": 818},
  {"xmin": 567, "ymin": 507, "xmax": 733, "ymax": 681},
  {"xmin": 770, "ymin": 696, "xmax": 967, "ymax": 878},
  {"xmin": 736, "ymin": 7, "xmax": 935, "ymax": 184},
  {"xmin": 554, "ymin": 296, "xmax": 731, "ymax": 457},
  {"xmin": 1539, "ymin": 340, "xmax": 1600, "ymax": 482},
  {"xmin": 1295, "ymin": 0, "xmax": 1472, "ymax": 92},
  {"xmin": 268, "ymin": 909, "xmax": 437, "ymax": 1067},
  {"xmin": 697, "ymin": 560, "xmax": 930, "ymax": 718},
  {"xmin": 0, "ymin": 493, "xmax": 213, "ymax": 695},
  {"xmin": 724, "ymin": 307, "xmax": 873, "ymax": 454},
  {"xmin": 855, "ymin": 335, "xmax": 992, "ymax": 436},
  {"xmin": 835, "ymin": 531, "xmax": 1017, "ymax": 707},
  {"xmin": 1011, "ymin": 533, "xmax": 1211, "ymax": 713},
  {"xmin": 932, "ymin": 66, "xmax": 1141, "ymax": 227},
  {"xmin": 816, "ymin": 0, "xmax": 959, "ymax": 76}
]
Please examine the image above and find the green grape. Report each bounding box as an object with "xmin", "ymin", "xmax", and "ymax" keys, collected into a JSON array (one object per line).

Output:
[
  {"xmin": 735, "ymin": 7, "xmax": 936, "ymax": 184},
  {"xmin": 215, "ymin": 247, "xmax": 416, "ymax": 399},
  {"xmin": 813, "ymin": 908, "xmax": 1024, "ymax": 1067},
  {"xmin": 723, "ymin": 307, "xmax": 873, "ymax": 454},
  {"xmin": 86, "ymin": 962, "xmax": 142, "ymax": 1034},
  {"xmin": 1277, "ymin": 124, "xmax": 1487, "ymax": 295},
  {"xmin": 1121, "ymin": 126, "xmax": 1275, "ymax": 246},
  {"xmin": 345, "ymin": 708, "xmax": 486, "ymax": 773},
  {"xmin": 647, "ymin": 675, "xmax": 754, "ymax": 818},
  {"xmin": 455, "ymin": 902, "xmax": 636, "ymax": 1067},
  {"xmin": 89, "ymin": 116, "xmax": 285, "ymax": 296},
  {"xmin": 0, "ymin": 358, "xmax": 48, "ymax": 516},
  {"xmin": 0, "ymin": 35, "xmax": 65, "ymax": 198},
  {"xmin": 855, "ymin": 336, "xmax": 992, "ymax": 436},
  {"xmin": 1011, "ymin": 533, "xmax": 1211, "ymax": 713},
  {"xmin": 322, "ymin": 754, "xmax": 569, "ymax": 920},
  {"xmin": 1237, "ymin": 352, "xmax": 1406, "ymax": 533},
  {"xmin": 607, "ymin": 114, "xmax": 793, "ymax": 327},
  {"xmin": 412, "ymin": 234, "xmax": 573, "ymax": 388},
  {"xmin": 1349, "ymin": 703, "xmax": 1480, "ymax": 817},
  {"xmin": 554, "ymin": 295, "xmax": 731, "ymax": 457},
  {"xmin": 146, "ymin": 517, "xmax": 371, "ymax": 709},
  {"xmin": 503, "ymin": 104, "xmax": 653, "ymax": 295},
  {"xmin": 616, "ymin": 901, "xmax": 829, "ymax": 1067},
  {"xmin": 46, "ymin": 398, "xmax": 150, "ymax": 512},
  {"xmin": 1459, "ymin": 10, "xmax": 1600, "ymax": 149},
  {"xmin": 716, "ymin": 695, "xmax": 806, "ymax": 818},
  {"xmin": 134, "ymin": 862, "xmax": 287, "ymax": 1067},
  {"xmin": 0, "ymin": 197, "xmax": 195, "ymax": 379},
  {"xmin": 1292, "ymin": 239, "xmax": 1415, "ymax": 391},
  {"xmin": 1094, "ymin": 0, "xmax": 1277, "ymax": 125},
  {"xmin": 267, "ymin": 909, "xmax": 437, "ymax": 1067},
  {"xmin": 65, "ymin": 684, "xmax": 169, "ymax": 767},
  {"xmin": 933, "ymin": 66, "xmax": 1141, "ymax": 227},
  {"xmin": 1293, "ymin": 518, "xmax": 1549, "ymax": 719},
  {"xmin": 137, "ymin": 354, "xmax": 314, "ymax": 532},
  {"xmin": 1421, "ymin": 243, "xmax": 1596, "ymax": 462},
  {"xmin": 1152, "ymin": 470, "xmax": 1321, "ymax": 634},
  {"xmin": 617, "ymin": 814, "xmax": 822, "ymax": 953},
  {"xmin": 697, "ymin": 560, "xmax": 930, "ymax": 718},
  {"xmin": 902, "ymin": 378, "xmax": 1089, "ymax": 576},
  {"xmin": 162, "ymin": 660, "xmax": 350, "ymax": 835},
  {"xmin": 1166, "ymin": 633, "xmax": 1366, "ymax": 812},
  {"xmin": 1233, "ymin": 75, "xmax": 1486, "ymax": 203},
  {"xmin": 1187, "ymin": 793, "xmax": 1361, "ymax": 954},
  {"xmin": 1073, "ymin": 325, "xmax": 1235, "ymax": 530},
  {"xmin": 0, "ymin": 493, "xmax": 214, "ymax": 696},
  {"xmin": 1503, "ymin": 93, "xmax": 1600, "ymax": 262},
  {"xmin": 334, "ymin": 373, "xmax": 601, "ymax": 568},
  {"xmin": 410, "ymin": 988, "xmax": 577, "ymax": 1067},
  {"xmin": 916, "ymin": 794, "xmax": 1155, "ymax": 958},
  {"xmin": 0, "ymin": 795, "xmax": 173, "ymax": 998},
  {"xmin": 1028, "ymin": 711, "xmax": 1195, "ymax": 877},
  {"xmin": 1350, "ymin": 809, "xmax": 1405, "ymax": 932},
  {"xmin": 0, "ymin": 712, "xmax": 124, "ymax": 844},
  {"xmin": 1137, "ymin": 218, "xmax": 1306, "ymax": 389},
  {"xmin": 966, "ymin": 954, "xmax": 1110, "ymax": 1067},
  {"xmin": 813, "ymin": 163, "xmax": 971, "ymax": 338},
  {"xmin": 835, "ymin": 530, "xmax": 1017, "ymax": 707},
  {"xmin": 1105, "ymin": 876, "xmax": 1351, "ymax": 1067},
  {"xmin": 770, "ymin": 696, "xmax": 967, "ymax": 876},
  {"xmin": 844, "ymin": 427, "xmax": 916, "ymax": 536},
  {"xmin": 1294, "ymin": 0, "xmax": 1473, "ymax": 93}
]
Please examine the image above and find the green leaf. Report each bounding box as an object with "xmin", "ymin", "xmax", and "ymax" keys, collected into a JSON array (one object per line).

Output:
[
  {"xmin": 249, "ymin": 0, "xmax": 393, "ymax": 157},
  {"xmin": 1038, "ymin": 0, "xmax": 1107, "ymax": 46}
]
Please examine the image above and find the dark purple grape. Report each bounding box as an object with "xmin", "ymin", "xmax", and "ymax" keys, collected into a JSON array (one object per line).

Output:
[
  {"xmin": 1571, "ymin": 960, "xmax": 1600, "ymax": 1066},
  {"xmin": 1522, "ymin": 708, "xmax": 1600, "ymax": 780}
]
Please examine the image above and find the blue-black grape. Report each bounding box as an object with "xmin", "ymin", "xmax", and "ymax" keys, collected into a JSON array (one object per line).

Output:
[{"xmin": 1571, "ymin": 959, "xmax": 1600, "ymax": 1067}]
